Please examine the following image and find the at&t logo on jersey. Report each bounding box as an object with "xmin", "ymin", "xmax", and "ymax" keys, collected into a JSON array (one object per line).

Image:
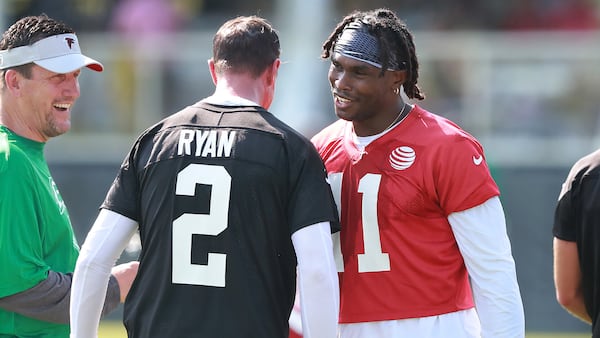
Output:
[{"xmin": 389, "ymin": 146, "xmax": 415, "ymax": 170}]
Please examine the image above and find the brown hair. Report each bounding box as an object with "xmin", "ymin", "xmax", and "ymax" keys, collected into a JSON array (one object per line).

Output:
[{"xmin": 212, "ymin": 16, "xmax": 280, "ymax": 78}]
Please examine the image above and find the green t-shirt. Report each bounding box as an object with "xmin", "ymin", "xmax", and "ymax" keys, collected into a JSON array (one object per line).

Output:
[{"xmin": 0, "ymin": 126, "xmax": 79, "ymax": 337}]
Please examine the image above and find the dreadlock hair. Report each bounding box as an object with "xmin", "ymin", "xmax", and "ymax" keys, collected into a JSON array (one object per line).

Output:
[{"xmin": 322, "ymin": 8, "xmax": 425, "ymax": 100}]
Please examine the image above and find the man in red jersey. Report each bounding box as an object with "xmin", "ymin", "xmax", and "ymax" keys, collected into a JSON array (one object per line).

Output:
[{"xmin": 311, "ymin": 8, "xmax": 525, "ymax": 338}]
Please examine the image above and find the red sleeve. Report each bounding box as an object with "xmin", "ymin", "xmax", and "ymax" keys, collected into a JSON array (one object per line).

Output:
[{"xmin": 434, "ymin": 135, "xmax": 499, "ymax": 214}]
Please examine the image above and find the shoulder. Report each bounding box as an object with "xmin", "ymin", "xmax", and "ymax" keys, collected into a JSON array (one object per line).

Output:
[
  {"xmin": 411, "ymin": 106, "xmax": 483, "ymax": 152},
  {"xmin": 414, "ymin": 106, "xmax": 469, "ymax": 136},
  {"xmin": 571, "ymin": 148, "xmax": 600, "ymax": 175},
  {"xmin": 0, "ymin": 130, "xmax": 30, "ymax": 175},
  {"xmin": 123, "ymin": 108, "xmax": 197, "ymax": 163},
  {"xmin": 251, "ymin": 111, "xmax": 318, "ymax": 153},
  {"xmin": 0, "ymin": 130, "xmax": 8, "ymax": 173},
  {"xmin": 311, "ymin": 119, "xmax": 347, "ymax": 150},
  {"xmin": 563, "ymin": 148, "xmax": 600, "ymax": 191}
]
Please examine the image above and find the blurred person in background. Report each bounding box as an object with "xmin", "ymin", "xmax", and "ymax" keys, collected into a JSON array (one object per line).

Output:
[
  {"xmin": 70, "ymin": 15, "xmax": 340, "ymax": 338},
  {"xmin": 0, "ymin": 14, "xmax": 137, "ymax": 338},
  {"xmin": 311, "ymin": 8, "xmax": 525, "ymax": 338},
  {"xmin": 553, "ymin": 149, "xmax": 600, "ymax": 337},
  {"xmin": 108, "ymin": 0, "xmax": 191, "ymax": 130},
  {"xmin": 503, "ymin": 0, "xmax": 599, "ymax": 31}
]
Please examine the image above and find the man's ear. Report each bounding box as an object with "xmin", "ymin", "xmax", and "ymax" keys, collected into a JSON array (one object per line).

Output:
[
  {"xmin": 207, "ymin": 59, "xmax": 218, "ymax": 85},
  {"xmin": 264, "ymin": 59, "xmax": 280, "ymax": 86},
  {"xmin": 4, "ymin": 69, "xmax": 23, "ymax": 95},
  {"xmin": 390, "ymin": 69, "xmax": 407, "ymax": 92}
]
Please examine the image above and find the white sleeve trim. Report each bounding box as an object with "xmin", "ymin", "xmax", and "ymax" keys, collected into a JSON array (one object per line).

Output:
[
  {"xmin": 292, "ymin": 222, "xmax": 340, "ymax": 338},
  {"xmin": 448, "ymin": 196, "xmax": 525, "ymax": 338},
  {"xmin": 70, "ymin": 209, "xmax": 138, "ymax": 338}
]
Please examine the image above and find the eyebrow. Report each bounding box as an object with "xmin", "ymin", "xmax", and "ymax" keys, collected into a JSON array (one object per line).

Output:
[
  {"xmin": 337, "ymin": 61, "xmax": 376, "ymax": 75},
  {"xmin": 332, "ymin": 55, "xmax": 376, "ymax": 72}
]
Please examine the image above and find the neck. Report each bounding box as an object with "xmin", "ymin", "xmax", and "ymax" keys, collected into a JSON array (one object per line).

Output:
[
  {"xmin": 0, "ymin": 98, "xmax": 47, "ymax": 142},
  {"xmin": 352, "ymin": 101, "xmax": 410, "ymax": 137},
  {"xmin": 382, "ymin": 102, "xmax": 410, "ymax": 132},
  {"xmin": 213, "ymin": 74, "xmax": 266, "ymax": 107}
]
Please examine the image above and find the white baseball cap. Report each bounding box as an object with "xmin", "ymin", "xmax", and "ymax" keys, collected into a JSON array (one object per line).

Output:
[{"xmin": 0, "ymin": 33, "xmax": 103, "ymax": 73}]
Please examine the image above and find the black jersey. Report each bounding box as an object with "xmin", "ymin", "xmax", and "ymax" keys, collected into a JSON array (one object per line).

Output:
[
  {"xmin": 102, "ymin": 102, "xmax": 340, "ymax": 338},
  {"xmin": 554, "ymin": 148, "xmax": 600, "ymax": 337}
]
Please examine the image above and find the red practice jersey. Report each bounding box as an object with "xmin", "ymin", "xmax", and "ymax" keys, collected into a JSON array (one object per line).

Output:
[{"xmin": 312, "ymin": 105, "xmax": 500, "ymax": 323}]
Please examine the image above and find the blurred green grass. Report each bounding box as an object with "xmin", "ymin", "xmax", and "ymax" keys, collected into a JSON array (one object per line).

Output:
[
  {"xmin": 98, "ymin": 320, "xmax": 125, "ymax": 338},
  {"xmin": 98, "ymin": 320, "xmax": 590, "ymax": 338},
  {"xmin": 526, "ymin": 335, "xmax": 589, "ymax": 338}
]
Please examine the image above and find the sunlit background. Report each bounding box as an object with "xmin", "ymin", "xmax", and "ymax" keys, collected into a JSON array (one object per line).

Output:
[{"xmin": 3, "ymin": 0, "xmax": 600, "ymax": 335}]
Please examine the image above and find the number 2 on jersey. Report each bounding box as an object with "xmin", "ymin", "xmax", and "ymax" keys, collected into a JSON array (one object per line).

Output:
[
  {"xmin": 172, "ymin": 164, "xmax": 231, "ymax": 287},
  {"xmin": 328, "ymin": 172, "xmax": 390, "ymax": 273}
]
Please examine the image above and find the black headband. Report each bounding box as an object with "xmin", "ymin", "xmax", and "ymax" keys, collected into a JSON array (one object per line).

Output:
[{"xmin": 333, "ymin": 21, "xmax": 405, "ymax": 71}]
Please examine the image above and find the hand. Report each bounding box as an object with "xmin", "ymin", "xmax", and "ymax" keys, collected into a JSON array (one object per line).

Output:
[{"xmin": 111, "ymin": 261, "xmax": 139, "ymax": 302}]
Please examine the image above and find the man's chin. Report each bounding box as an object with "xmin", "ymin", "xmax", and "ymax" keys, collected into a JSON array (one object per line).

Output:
[
  {"xmin": 335, "ymin": 109, "xmax": 354, "ymax": 122},
  {"xmin": 48, "ymin": 124, "xmax": 71, "ymax": 138}
]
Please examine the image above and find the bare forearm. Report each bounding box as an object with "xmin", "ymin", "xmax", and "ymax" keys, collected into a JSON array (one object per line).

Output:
[
  {"xmin": 553, "ymin": 238, "xmax": 591, "ymax": 324},
  {"xmin": 562, "ymin": 293, "xmax": 592, "ymax": 324}
]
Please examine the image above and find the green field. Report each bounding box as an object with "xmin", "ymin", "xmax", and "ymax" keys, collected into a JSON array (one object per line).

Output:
[
  {"xmin": 98, "ymin": 321, "xmax": 125, "ymax": 338},
  {"xmin": 98, "ymin": 320, "xmax": 590, "ymax": 338},
  {"xmin": 526, "ymin": 335, "xmax": 589, "ymax": 338}
]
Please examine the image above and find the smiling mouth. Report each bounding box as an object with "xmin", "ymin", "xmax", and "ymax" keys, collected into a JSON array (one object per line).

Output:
[
  {"xmin": 53, "ymin": 103, "xmax": 71, "ymax": 111},
  {"xmin": 333, "ymin": 93, "xmax": 352, "ymax": 104},
  {"xmin": 336, "ymin": 96, "xmax": 350, "ymax": 104}
]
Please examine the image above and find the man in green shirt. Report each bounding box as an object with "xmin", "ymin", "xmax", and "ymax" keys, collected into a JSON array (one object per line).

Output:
[{"xmin": 0, "ymin": 14, "xmax": 138, "ymax": 337}]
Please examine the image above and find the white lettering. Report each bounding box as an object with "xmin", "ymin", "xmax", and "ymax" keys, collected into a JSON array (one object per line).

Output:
[
  {"xmin": 194, "ymin": 130, "xmax": 210, "ymax": 156},
  {"xmin": 178, "ymin": 129, "xmax": 237, "ymax": 158},
  {"xmin": 218, "ymin": 131, "xmax": 235, "ymax": 157},
  {"xmin": 178, "ymin": 130, "xmax": 195, "ymax": 155}
]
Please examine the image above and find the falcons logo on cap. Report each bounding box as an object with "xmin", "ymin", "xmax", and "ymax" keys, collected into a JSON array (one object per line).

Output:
[{"xmin": 65, "ymin": 37, "xmax": 75, "ymax": 49}]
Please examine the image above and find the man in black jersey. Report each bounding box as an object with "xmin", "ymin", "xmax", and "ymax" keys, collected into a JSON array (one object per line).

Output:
[
  {"xmin": 70, "ymin": 16, "xmax": 340, "ymax": 338},
  {"xmin": 553, "ymin": 149, "xmax": 600, "ymax": 337}
]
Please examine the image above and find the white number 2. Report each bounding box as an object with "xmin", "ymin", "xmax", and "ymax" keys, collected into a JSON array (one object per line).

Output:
[
  {"xmin": 172, "ymin": 164, "xmax": 231, "ymax": 287},
  {"xmin": 329, "ymin": 172, "xmax": 390, "ymax": 273}
]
